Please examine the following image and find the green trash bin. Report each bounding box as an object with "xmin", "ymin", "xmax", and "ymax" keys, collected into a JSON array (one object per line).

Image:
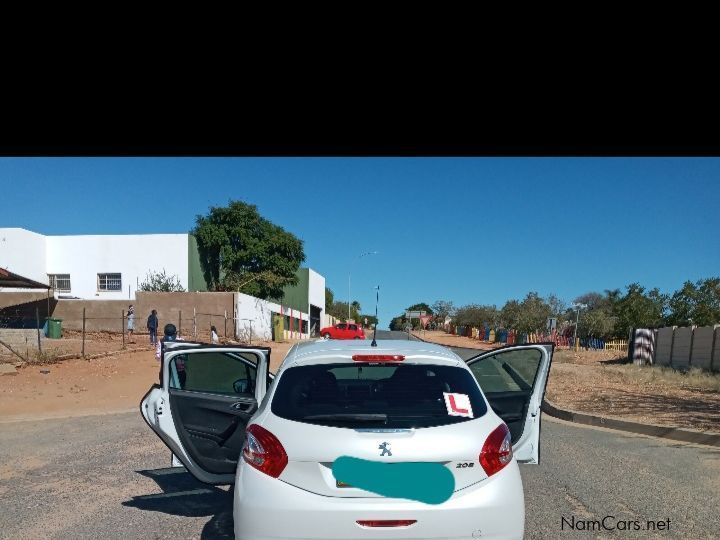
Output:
[{"xmin": 47, "ymin": 318, "xmax": 63, "ymax": 339}]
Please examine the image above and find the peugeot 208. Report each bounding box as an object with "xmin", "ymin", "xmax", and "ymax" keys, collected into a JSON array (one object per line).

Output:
[{"xmin": 142, "ymin": 339, "xmax": 552, "ymax": 539}]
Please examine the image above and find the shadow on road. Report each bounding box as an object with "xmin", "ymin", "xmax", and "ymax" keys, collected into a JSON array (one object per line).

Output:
[{"xmin": 122, "ymin": 467, "xmax": 234, "ymax": 539}]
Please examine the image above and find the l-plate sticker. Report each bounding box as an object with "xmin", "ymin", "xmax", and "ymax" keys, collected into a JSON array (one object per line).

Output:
[{"xmin": 443, "ymin": 392, "xmax": 473, "ymax": 418}]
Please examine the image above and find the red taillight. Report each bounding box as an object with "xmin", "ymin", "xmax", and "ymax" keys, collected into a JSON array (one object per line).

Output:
[
  {"xmin": 242, "ymin": 424, "xmax": 288, "ymax": 478},
  {"xmin": 352, "ymin": 354, "xmax": 405, "ymax": 362},
  {"xmin": 480, "ymin": 423, "xmax": 513, "ymax": 477},
  {"xmin": 356, "ymin": 520, "xmax": 417, "ymax": 528}
]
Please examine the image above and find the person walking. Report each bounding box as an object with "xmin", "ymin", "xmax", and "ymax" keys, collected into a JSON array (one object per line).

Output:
[
  {"xmin": 156, "ymin": 323, "xmax": 188, "ymax": 395},
  {"xmin": 127, "ymin": 304, "xmax": 135, "ymax": 343},
  {"xmin": 147, "ymin": 309, "xmax": 159, "ymax": 345}
]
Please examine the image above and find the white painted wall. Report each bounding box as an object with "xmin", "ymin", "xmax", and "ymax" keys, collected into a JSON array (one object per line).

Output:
[
  {"xmin": 45, "ymin": 234, "xmax": 188, "ymax": 300},
  {"xmin": 308, "ymin": 267, "xmax": 325, "ymax": 315},
  {"xmin": 235, "ymin": 292, "xmax": 311, "ymax": 342},
  {"xmin": 0, "ymin": 228, "xmax": 48, "ymax": 287}
]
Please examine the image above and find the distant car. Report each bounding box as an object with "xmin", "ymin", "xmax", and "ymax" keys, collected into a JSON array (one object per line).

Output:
[
  {"xmin": 319, "ymin": 322, "xmax": 365, "ymax": 340},
  {"xmin": 141, "ymin": 339, "xmax": 554, "ymax": 540}
]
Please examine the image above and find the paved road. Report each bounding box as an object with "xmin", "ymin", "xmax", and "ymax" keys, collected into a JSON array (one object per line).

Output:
[{"xmin": 0, "ymin": 332, "xmax": 718, "ymax": 539}]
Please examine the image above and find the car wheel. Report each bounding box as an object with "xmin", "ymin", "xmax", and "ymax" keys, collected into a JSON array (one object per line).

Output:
[
  {"xmin": 353, "ymin": 336, "xmax": 361, "ymax": 339},
  {"xmin": 322, "ymin": 333, "xmax": 331, "ymax": 339}
]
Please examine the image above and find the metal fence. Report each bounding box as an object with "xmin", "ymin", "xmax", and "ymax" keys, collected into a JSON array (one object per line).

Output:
[{"xmin": 0, "ymin": 306, "xmax": 243, "ymax": 361}]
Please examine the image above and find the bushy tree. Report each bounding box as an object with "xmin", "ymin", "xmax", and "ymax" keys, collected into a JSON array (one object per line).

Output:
[
  {"xmin": 431, "ymin": 300, "xmax": 456, "ymax": 322},
  {"xmin": 613, "ymin": 283, "xmax": 667, "ymax": 334},
  {"xmin": 666, "ymin": 278, "xmax": 720, "ymax": 326},
  {"xmin": 139, "ymin": 269, "xmax": 185, "ymax": 292},
  {"xmin": 360, "ymin": 314, "xmax": 378, "ymax": 326},
  {"xmin": 192, "ymin": 200, "xmax": 305, "ymax": 299},
  {"xmin": 406, "ymin": 303, "xmax": 433, "ymax": 315},
  {"xmin": 389, "ymin": 316, "xmax": 406, "ymax": 331},
  {"xmin": 454, "ymin": 304, "xmax": 500, "ymax": 327}
]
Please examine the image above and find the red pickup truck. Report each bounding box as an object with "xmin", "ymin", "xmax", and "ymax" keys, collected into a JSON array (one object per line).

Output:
[{"xmin": 319, "ymin": 322, "xmax": 366, "ymax": 340}]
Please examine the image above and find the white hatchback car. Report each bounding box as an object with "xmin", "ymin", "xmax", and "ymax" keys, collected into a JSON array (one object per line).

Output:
[{"xmin": 141, "ymin": 339, "xmax": 553, "ymax": 540}]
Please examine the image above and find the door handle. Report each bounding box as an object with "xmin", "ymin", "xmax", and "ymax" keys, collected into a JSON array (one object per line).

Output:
[{"xmin": 231, "ymin": 401, "xmax": 255, "ymax": 412}]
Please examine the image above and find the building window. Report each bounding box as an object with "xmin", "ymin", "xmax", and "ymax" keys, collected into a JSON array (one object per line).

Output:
[
  {"xmin": 48, "ymin": 274, "xmax": 71, "ymax": 292},
  {"xmin": 98, "ymin": 273, "xmax": 122, "ymax": 291}
]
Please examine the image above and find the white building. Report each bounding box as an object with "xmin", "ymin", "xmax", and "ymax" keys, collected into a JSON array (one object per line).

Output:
[
  {"xmin": 0, "ymin": 228, "xmax": 326, "ymax": 336},
  {"xmin": 0, "ymin": 227, "xmax": 188, "ymax": 300}
]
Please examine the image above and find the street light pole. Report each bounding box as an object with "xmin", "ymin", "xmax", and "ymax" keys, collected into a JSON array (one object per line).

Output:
[
  {"xmin": 349, "ymin": 251, "xmax": 378, "ymax": 322},
  {"xmin": 572, "ymin": 303, "xmax": 587, "ymax": 351}
]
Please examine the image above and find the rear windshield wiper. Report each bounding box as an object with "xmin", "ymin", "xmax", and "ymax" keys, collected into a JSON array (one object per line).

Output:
[{"xmin": 302, "ymin": 413, "xmax": 388, "ymax": 423}]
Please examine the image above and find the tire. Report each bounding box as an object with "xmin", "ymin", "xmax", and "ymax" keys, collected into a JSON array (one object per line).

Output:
[
  {"xmin": 322, "ymin": 333, "xmax": 331, "ymax": 339},
  {"xmin": 353, "ymin": 336, "xmax": 361, "ymax": 340}
]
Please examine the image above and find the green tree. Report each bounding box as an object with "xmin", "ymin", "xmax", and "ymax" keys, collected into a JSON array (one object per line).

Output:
[
  {"xmin": 360, "ymin": 314, "xmax": 378, "ymax": 326},
  {"xmin": 613, "ymin": 283, "xmax": 667, "ymax": 335},
  {"xmin": 431, "ymin": 300, "xmax": 456, "ymax": 322},
  {"xmin": 139, "ymin": 269, "xmax": 186, "ymax": 292},
  {"xmin": 192, "ymin": 200, "xmax": 305, "ymax": 299},
  {"xmin": 389, "ymin": 316, "xmax": 406, "ymax": 331},
  {"xmin": 406, "ymin": 303, "xmax": 434, "ymax": 315},
  {"xmin": 325, "ymin": 287, "xmax": 334, "ymax": 310},
  {"xmin": 666, "ymin": 278, "xmax": 720, "ymax": 326},
  {"xmin": 570, "ymin": 291, "xmax": 617, "ymax": 339},
  {"xmin": 454, "ymin": 304, "xmax": 500, "ymax": 327}
]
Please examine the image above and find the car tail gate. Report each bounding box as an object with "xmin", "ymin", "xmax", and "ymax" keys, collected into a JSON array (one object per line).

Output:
[
  {"xmin": 262, "ymin": 415, "xmax": 499, "ymax": 497},
  {"xmin": 262, "ymin": 361, "xmax": 501, "ymax": 498}
]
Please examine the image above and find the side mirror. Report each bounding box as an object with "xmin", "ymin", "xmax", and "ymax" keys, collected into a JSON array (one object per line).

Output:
[{"xmin": 233, "ymin": 378, "xmax": 251, "ymax": 394}]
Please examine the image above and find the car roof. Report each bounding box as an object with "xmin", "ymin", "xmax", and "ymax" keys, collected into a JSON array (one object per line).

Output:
[{"xmin": 280, "ymin": 339, "xmax": 463, "ymax": 369}]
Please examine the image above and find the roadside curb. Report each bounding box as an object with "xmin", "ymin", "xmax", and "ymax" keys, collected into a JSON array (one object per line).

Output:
[
  {"xmin": 412, "ymin": 331, "xmax": 720, "ymax": 447},
  {"xmin": 541, "ymin": 399, "xmax": 720, "ymax": 447}
]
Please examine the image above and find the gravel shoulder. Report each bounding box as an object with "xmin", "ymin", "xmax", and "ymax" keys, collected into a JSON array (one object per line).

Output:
[{"xmin": 414, "ymin": 330, "xmax": 720, "ymax": 433}]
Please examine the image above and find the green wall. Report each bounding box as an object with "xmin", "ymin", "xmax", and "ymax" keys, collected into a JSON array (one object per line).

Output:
[
  {"xmin": 188, "ymin": 234, "xmax": 308, "ymax": 310},
  {"xmin": 275, "ymin": 267, "xmax": 309, "ymax": 313},
  {"xmin": 188, "ymin": 235, "xmax": 208, "ymax": 292}
]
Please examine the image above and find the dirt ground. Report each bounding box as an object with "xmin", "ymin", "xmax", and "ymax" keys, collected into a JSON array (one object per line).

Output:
[
  {"xmin": 415, "ymin": 330, "xmax": 720, "ymax": 433},
  {"xmin": 4, "ymin": 330, "xmax": 719, "ymax": 433},
  {"xmin": 0, "ymin": 335, "xmax": 304, "ymax": 423}
]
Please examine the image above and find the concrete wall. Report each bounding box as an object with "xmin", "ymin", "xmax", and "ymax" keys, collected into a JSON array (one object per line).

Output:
[
  {"xmin": 46, "ymin": 234, "xmax": 189, "ymax": 300},
  {"xmin": 670, "ymin": 327, "xmax": 693, "ymax": 370},
  {"xmin": 0, "ymin": 228, "xmax": 48, "ymax": 286},
  {"xmin": 135, "ymin": 292, "xmax": 236, "ymax": 338},
  {"xmin": 645, "ymin": 325, "xmax": 719, "ymax": 371},
  {"xmin": 691, "ymin": 325, "xmax": 718, "ymax": 370},
  {"xmin": 235, "ymin": 293, "xmax": 311, "ymax": 342},
  {"xmin": 0, "ymin": 292, "xmax": 56, "ymax": 328},
  {"xmin": 52, "ymin": 299, "xmax": 133, "ymax": 332},
  {"xmin": 654, "ymin": 327, "xmax": 674, "ymax": 367},
  {"xmin": 235, "ymin": 293, "xmax": 279, "ymax": 341}
]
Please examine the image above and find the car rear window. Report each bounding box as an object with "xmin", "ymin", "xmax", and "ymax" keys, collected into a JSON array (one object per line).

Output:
[{"xmin": 270, "ymin": 363, "xmax": 487, "ymax": 429}]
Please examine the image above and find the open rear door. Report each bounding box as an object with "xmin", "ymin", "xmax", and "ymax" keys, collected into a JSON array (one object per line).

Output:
[
  {"xmin": 466, "ymin": 343, "xmax": 553, "ymax": 464},
  {"xmin": 140, "ymin": 342, "xmax": 271, "ymax": 484}
]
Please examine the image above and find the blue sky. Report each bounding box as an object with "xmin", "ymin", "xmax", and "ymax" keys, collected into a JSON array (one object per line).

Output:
[{"xmin": 2, "ymin": 157, "xmax": 719, "ymax": 326}]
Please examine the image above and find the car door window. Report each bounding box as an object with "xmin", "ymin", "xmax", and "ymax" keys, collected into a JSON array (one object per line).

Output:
[
  {"xmin": 469, "ymin": 348, "xmax": 542, "ymax": 393},
  {"xmin": 169, "ymin": 351, "xmax": 258, "ymax": 397},
  {"xmin": 468, "ymin": 347, "xmax": 544, "ymax": 445},
  {"xmin": 336, "ymin": 324, "xmax": 347, "ymax": 331},
  {"xmin": 348, "ymin": 324, "xmax": 357, "ymax": 332}
]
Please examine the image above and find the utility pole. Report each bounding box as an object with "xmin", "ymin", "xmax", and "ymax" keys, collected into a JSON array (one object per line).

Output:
[{"xmin": 572, "ymin": 303, "xmax": 587, "ymax": 351}]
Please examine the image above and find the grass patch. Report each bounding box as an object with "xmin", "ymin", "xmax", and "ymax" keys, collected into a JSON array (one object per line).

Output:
[
  {"xmin": 25, "ymin": 349, "xmax": 64, "ymax": 365},
  {"xmin": 602, "ymin": 365, "xmax": 720, "ymax": 393}
]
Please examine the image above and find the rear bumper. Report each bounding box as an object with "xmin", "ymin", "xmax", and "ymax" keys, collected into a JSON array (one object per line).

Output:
[{"xmin": 233, "ymin": 461, "xmax": 525, "ymax": 540}]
